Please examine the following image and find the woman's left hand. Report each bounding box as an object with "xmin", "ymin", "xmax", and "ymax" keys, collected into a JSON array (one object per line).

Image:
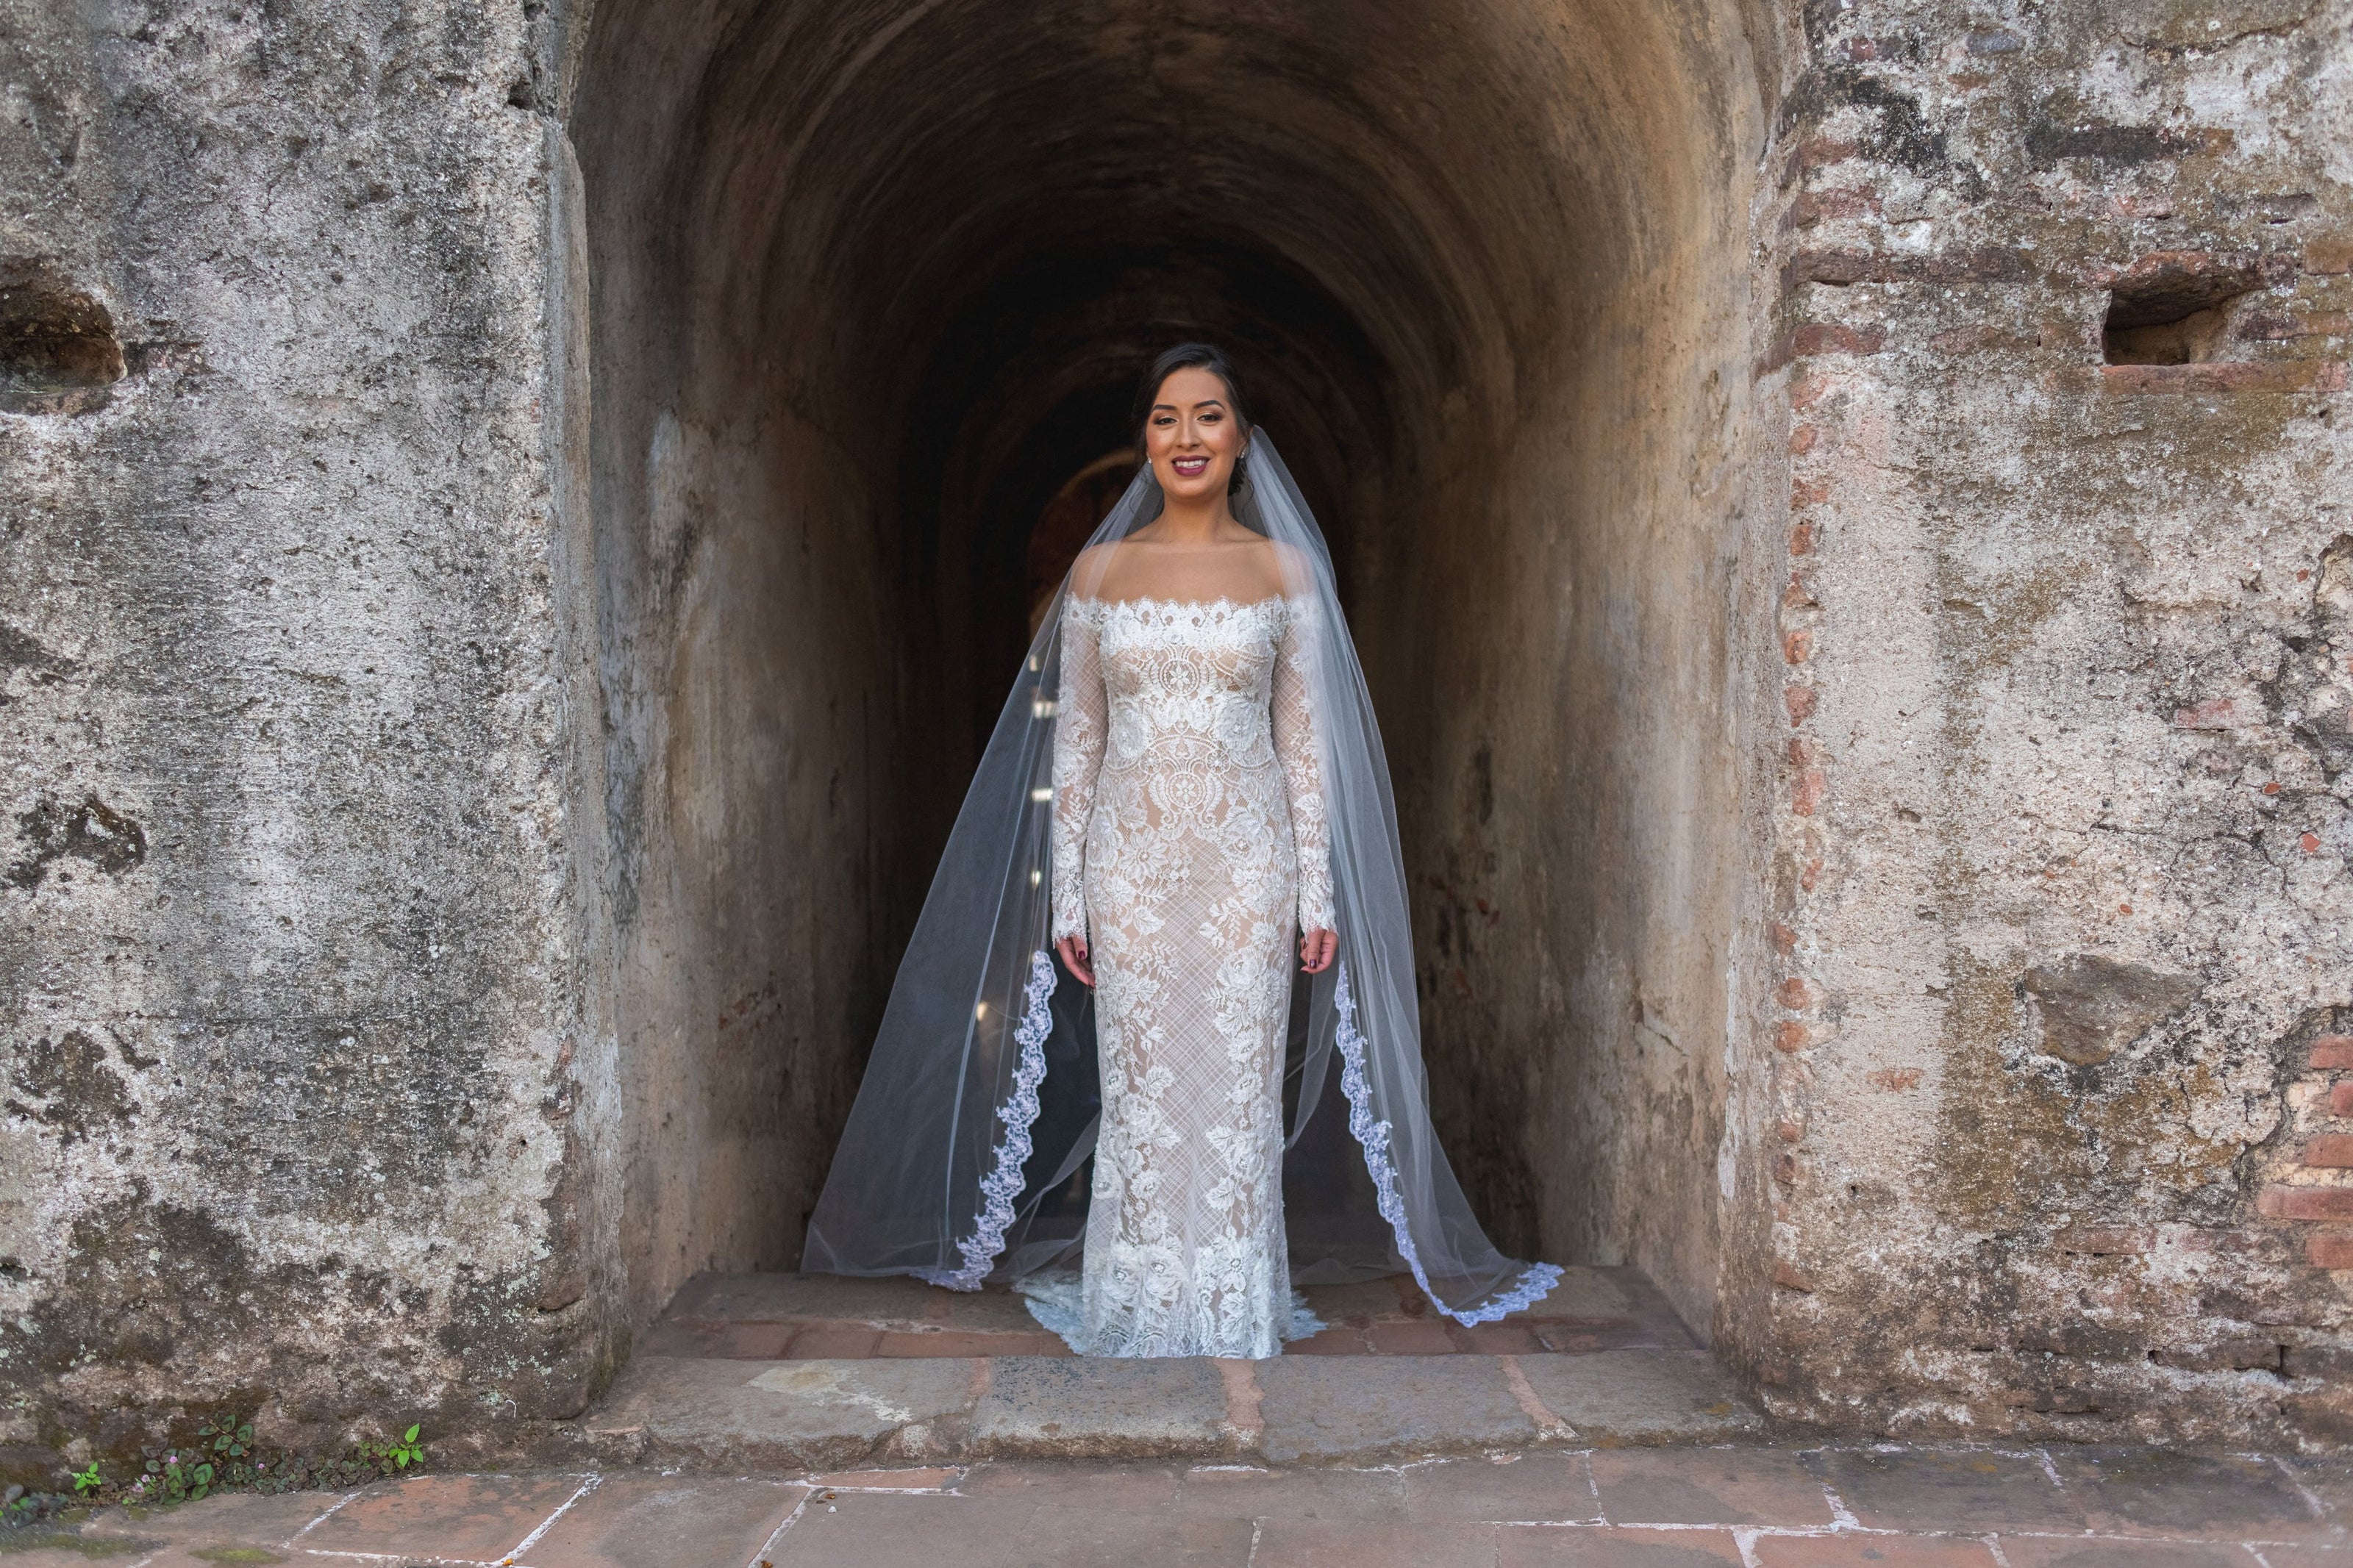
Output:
[{"xmin": 1299, "ymin": 928, "xmax": 1338, "ymax": 974}]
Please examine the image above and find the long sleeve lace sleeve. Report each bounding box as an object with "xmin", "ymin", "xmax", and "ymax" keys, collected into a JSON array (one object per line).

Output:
[
  {"xmin": 1272, "ymin": 600, "xmax": 1337, "ymax": 934},
  {"xmin": 1049, "ymin": 607, "xmax": 1105, "ymax": 942}
]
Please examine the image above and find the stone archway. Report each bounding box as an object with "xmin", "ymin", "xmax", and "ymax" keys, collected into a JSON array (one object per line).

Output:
[{"xmin": 568, "ymin": 0, "xmax": 1770, "ymax": 1345}]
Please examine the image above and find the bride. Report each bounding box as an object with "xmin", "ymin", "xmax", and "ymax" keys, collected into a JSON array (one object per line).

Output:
[{"xmin": 804, "ymin": 343, "xmax": 1558, "ymax": 1357}]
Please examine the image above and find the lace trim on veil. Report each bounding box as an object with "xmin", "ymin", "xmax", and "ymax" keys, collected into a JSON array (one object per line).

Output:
[
  {"xmin": 1332, "ymin": 963, "xmax": 1565, "ymax": 1325},
  {"xmin": 915, "ymin": 950, "xmax": 1057, "ymax": 1291}
]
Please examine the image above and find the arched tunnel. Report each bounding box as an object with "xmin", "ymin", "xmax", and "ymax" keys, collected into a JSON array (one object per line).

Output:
[{"xmin": 570, "ymin": 0, "xmax": 1771, "ymax": 1342}]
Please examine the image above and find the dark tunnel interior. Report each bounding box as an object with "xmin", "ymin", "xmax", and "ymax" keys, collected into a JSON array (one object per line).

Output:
[{"xmin": 570, "ymin": 0, "xmax": 1768, "ymax": 1342}]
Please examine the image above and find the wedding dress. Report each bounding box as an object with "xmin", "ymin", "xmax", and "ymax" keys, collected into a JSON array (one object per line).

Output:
[
  {"xmin": 1034, "ymin": 593, "xmax": 1335, "ymax": 1357},
  {"xmin": 801, "ymin": 434, "xmax": 1560, "ymax": 1352}
]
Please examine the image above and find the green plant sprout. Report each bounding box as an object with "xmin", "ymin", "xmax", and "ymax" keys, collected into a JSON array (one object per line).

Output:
[{"xmin": 71, "ymin": 1461, "xmax": 102, "ymax": 1495}]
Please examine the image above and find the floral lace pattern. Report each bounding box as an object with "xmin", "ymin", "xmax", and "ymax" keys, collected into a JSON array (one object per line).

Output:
[
  {"xmin": 1332, "ymin": 963, "xmax": 1565, "ymax": 1325},
  {"xmin": 915, "ymin": 950, "xmax": 1057, "ymax": 1292},
  {"xmin": 1046, "ymin": 594, "xmax": 1334, "ymax": 1357}
]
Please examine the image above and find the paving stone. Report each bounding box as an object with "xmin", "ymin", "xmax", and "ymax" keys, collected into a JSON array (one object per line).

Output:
[
  {"xmin": 1494, "ymin": 1524, "xmax": 1746, "ymax": 1565},
  {"xmin": 808, "ymin": 1467, "xmax": 968, "ymax": 1492},
  {"xmin": 513, "ymin": 1473, "xmax": 804, "ymax": 1568},
  {"xmin": 0, "ymin": 1532, "xmax": 162, "ymax": 1565},
  {"xmin": 599, "ymin": 1354, "xmax": 979, "ymax": 1469},
  {"xmin": 1990, "ymin": 1536, "xmax": 2261, "ymax": 1567},
  {"xmin": 2279, "ymin": 1456, "xmax": 2353, "ymax": 1521},
  {"xmin": 1588, "ymin": 1445, "xmax": 1835, "ymax": 1527},
  {"xmin": 765, "ymin": 1491, "xmax": 1253, "ymax": 1567},
  {"xmin": 1255, "ymin": 1354, "xmax": 1535, "ymax": 1461},
  {"xmin": 973, "ymin": 1356, "xmax": 1229, "ymax": 1457},
  {"xmin": 960, "ymin": 1460, "xmax": 1183, "ymax": 1507},
  {"xmin": 296, "ymin": 1472, "xmax": 591, "ymax": 1560},
  {"xmin": 1747, "ymin": 1533, "xmax": 2004, "ymax": 1566},
  {"xmin": 2254, "ymin": 1547, "xmax": 2353, "ymax": 1567},
  {"xmin": 79, "ymin": 1489, "xmax": 343, "ymax": 1548},
  {"xmin": 1174, "ymin": 1461, "xmax": 1409, "ymax": 1520},
  {"xmin": 1800, "ymin": 1449, "xmax": 2086, "ymax": 1533},
  {"xmin": 1510, "ymin": 1350, "xmax": 1760, "ymax": 1442},
  {"xmin": 1400, "ymin": 1453, "xmax": 1602, "ymax": 1522},
  {"xmin": 874, "ymin": 1328, "xmax": 1072, "ymax": 1358},
  {"xmin": 1249, "ymin": 1517, "xmax": 1502, "ymax": 1567},
  {"xmin": 2049, "ymin": 1448, "xmax": 2330, "ymax": 1539}
]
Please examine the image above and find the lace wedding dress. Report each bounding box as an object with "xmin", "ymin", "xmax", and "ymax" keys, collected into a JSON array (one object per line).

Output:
[{"xmin": 1030, "ymin": 593, "xmax": 1335, "ymax": 1358}]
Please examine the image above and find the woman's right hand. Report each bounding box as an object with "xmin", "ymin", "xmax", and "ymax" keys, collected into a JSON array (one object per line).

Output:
[{"xmin": 1056, "ymin": 934, "xmax": 1095, "ymax": 987}]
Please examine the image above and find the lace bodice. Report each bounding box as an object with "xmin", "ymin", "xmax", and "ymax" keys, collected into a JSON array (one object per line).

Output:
[{"xmin": 1049, "ymin": 595, "xmax": 1335, "ymax": 943}]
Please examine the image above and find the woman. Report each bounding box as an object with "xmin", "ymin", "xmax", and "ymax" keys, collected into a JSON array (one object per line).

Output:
[{"xmin": 804, "ymin": 344, "xmax": 1557, "ymax": 1357}]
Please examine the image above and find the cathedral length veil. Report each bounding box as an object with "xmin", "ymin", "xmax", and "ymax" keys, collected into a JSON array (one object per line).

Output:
[{"xmin": 802, "ymin": 433, "xmax": 1561, "ymax": 1327}]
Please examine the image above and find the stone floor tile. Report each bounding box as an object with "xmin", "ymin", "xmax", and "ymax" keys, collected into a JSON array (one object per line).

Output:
[
  {"xmin": 1453, "ymin": 1323, "xmax": 1549, "ymax": 1356},
  {"xmin": 1801, "ymin": 1449, "xmax": 2087, "ymax": 1533},
  {"xmin": 1173, "ymin": 1461, "xmax": 1408, "ymax": 1520},
  {"xmin": 806, "ymin": 1467, "xmax": 966, "ymax": 1492},
  {"xmin": 2279, "ymin": 1457, "xmax": 2353, "ymax": 1521},
  {"xmin": 0, "ymin": 1533, "xmax": 164, "ymax": 1566},
  {"xmin": 2049, "ymin": 1449, "xmax": 2330, "ymax": 1539},
  {"xmin": 294, "ymin": 1471, "xmax": 592, "ymax": 1561},
  {"xmin": 1400, "ymin": 1453, "xmax": 1602, "ymax": 1523},
  {"xmin": 874, "ymin": 1328, "xmax": 1071, "ymax": 1357},
  {"xmin": 1254, "ymin": 1355, "xmax": 1535, "ymax": 1461},
  {"xmin": 2253, "ymin": 1545, "xmax": 2353, "ymax": 1567},
  {"xmin": 1249, "ymin": 1518, "xmax": 1502, "ymax": 1567},
  {"xmin": 1588, "ymin": 1445, "xmax": 1835, "ymax": 1528},
  {"xmin": 1365, "ymin": 1320, "xmax": 1463, "ymax": 1355},
  {"xmin": 81, "ymin": 1489, "xmax": 346, "ymax": 1547},
  {"xmin": 1494, "ymin": 1525, "xmax": 1745, "ymax": 1566},
  {"xmin": 960, "ymin": 1460, "xmax": 1183, "ymax": 1506},
  {"xmin": 1990, "ymin": 1535, "xmax": 2263, "ymax": 1567},
  {"xmin": 1285, "ymin": 1325, "xmax": 1379, "ymax": 1354},
  {"xmin": 512, "ymin": 1473, "xmax": 803, "ymax": 1568},
  {"xmin": 1748, "ymin": 1532, "xmax": 2003, "ymax": 1566},
  {"xmin": 765, "ymin": 1491, "xmax": 1252, "ymax": 1567},
  {"xmin": 785, "ymin": 1325, "xmax": 885, "ymax": 1358}
]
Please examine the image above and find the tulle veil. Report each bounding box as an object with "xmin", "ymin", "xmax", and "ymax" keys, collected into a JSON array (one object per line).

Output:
[{"xmin": 801, "ymin": 433, "xmax": 1560, "ymax": 1328}]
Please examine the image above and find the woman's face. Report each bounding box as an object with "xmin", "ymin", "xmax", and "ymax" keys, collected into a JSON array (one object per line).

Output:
[{"xmin": 1144, "ymin": 365, "xmax": 1245, "ymax": 504}]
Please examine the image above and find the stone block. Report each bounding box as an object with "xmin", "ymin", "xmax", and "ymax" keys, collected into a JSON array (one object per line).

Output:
[
  {"xmin": 518, "ymin": 1472, "xmax": 805, "ymax": 1568},
  {"xmin": 1798, "ymin": 1448, "xmax": 2085, "ymax": 1533},
  {"xmin": 972, "ymin": 1356, "xmax": 1229, "ymax": 1458},
  {"xmin": 1587, "ymin": 1445, "xmax": 1836, "ymax": 1527},
  {"xmin": 1512, "ymin": 1351, "xmax": 1762, "ymax": 1444},
  {"xmin": 1254, "ymin": 1355, "xmax": 1536, "ymax": 1461}
]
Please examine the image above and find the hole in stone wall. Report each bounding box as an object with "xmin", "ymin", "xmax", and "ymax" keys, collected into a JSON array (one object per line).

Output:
[
  {"xmin": 0, "ymin": 260, "xmax": 125, "ymax": 415},
  {"xmin": 2101, "ymin": 251, "xmax": 2282, "ymax": 365}
]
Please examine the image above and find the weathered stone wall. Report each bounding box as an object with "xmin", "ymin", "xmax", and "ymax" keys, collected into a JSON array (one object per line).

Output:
[
  {"xmin": 0, "ymin": 0, "xmax": 615, "ymax": 1465},
  {"xmin": 1729, "ymin": 0, "xmax": 2353, "ymax": 1445},
  {"xmin": 1, "ymin": 0, "xmax": 2349, "ymax": 1477}
]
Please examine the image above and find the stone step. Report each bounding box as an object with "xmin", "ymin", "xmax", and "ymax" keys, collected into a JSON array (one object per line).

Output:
[{"xmin": 574, "ymin": 1270, "xmax": 1761, "ymax": 1469}]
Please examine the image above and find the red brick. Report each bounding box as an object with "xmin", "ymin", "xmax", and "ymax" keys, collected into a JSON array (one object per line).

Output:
[
  {"xmin": 2309, "ymin": 1231, "xmax": 2353, "ymax": 1269},
  {"xmin": 1789, "ymin": 424, "xmax": 1820, "ymax": 454},
  {"xmin": 2311, "ymin": 1036, "xmax": 2353, "ymax": 1070},
  {"xmin": 1776, "ymin": 978, "xmax": 1814, "ymax": 1010},
  {"xmin": 1769, "ymin": 922, "xmax": 1799, "ymax": 955},
  {"xmin": 2331, "ymin": 1081, "xmax": 2353, "ymax": 1117},
  {"xmin": 1790, "ymin": 520, "xmax": 1815, "ymax": 554},
  {"xmin": 1785, "ymin": 685, "xmax": 1818, "ymax": 727},
  {"xmin": 1783, "ymin": 629, "xmax": 1813, "ymax": 664},
  {"xmin": 1866, "ymin": 1067, "xmax": 1924, "ymax": 1091},
  {"xmin": 1772, "ymin": 1260, "xmax": 1815, "ymax": 1293},
  {"xmin": 2302, "ymin": 1135, "xmax": 2353, "ymax": 1169},
  {"xmin": 1792, "ymin": 768, "xmax": 1826, "ymax": 816},
  {"xmin": 1774, "ymin": 1020, "xmax": 1811, "ymax": 1053},
  {"xmin": 2257, "ymin": 1186, "xmax": 2353, "ymax": 1220},
  {"xmin": 2172, "ymin": 695, "xmax": 2252, "ymax": 729},
  {"xmin": 2102, "ymin": 359, "xmax": 2348, "ymax": 395}
]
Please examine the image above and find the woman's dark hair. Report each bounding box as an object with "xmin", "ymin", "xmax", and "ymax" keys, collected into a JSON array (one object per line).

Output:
[{"xmin": 1132, "ymin": 342, "xmax": 1253, "ymax": 495}]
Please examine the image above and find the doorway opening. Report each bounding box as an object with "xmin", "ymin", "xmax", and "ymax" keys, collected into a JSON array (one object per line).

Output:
[{"xmin": 568, "ymin": 0, "xmax": 1769, "ymax": 1354}]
